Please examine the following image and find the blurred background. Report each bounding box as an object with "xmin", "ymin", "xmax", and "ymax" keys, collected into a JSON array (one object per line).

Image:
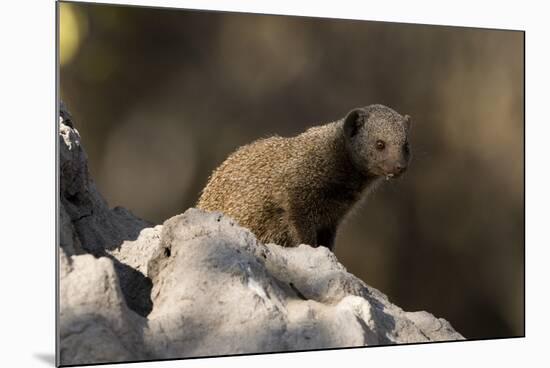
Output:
[{"xmin": 59, "ymin": 2, "xmax": 524, "ymax": 340}]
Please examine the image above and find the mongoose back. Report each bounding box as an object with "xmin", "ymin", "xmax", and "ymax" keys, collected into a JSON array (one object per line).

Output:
[{"xmin": 197, "ymin": 104, "xmax": 412, "ymax": 250}]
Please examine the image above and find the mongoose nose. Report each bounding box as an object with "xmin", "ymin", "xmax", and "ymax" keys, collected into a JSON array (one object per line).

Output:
[{"xmin": 394, "ymin": 164, "xmax": 407, "ymax": 174}]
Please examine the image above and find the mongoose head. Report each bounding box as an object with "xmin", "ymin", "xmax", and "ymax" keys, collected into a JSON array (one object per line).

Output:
[{"xmin": 343, "ymin": 104, "xmax": 412, "ymax": 179}]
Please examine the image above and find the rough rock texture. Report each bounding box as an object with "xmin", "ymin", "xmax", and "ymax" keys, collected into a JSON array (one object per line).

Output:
[
  {"xmin": 58, "ymin": 104, "xmax": 464, "ymax": 366},
  {"xmin": 59, "ymin": 252, "xmax": 148, "ymax": 365},
  {"xmin": 59, "ymin": 103, "xmax": 150, "ymax": 256}
]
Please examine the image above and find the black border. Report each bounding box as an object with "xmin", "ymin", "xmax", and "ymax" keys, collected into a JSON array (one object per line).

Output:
[{"xmin": 55, "ymin": 1, "xmax": 527, "ymax": 367}]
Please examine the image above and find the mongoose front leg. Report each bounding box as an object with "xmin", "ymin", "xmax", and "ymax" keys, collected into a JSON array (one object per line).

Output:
[
  {"xmin": 288, "ymin": 215, "xmax": 317, "ymax": 247},
  {"xmin": 316, "ymin": 227, "xmax": 337, "ymax": 251}
]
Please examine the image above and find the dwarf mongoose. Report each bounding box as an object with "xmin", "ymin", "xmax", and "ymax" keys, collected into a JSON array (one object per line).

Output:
[{"xmin": 197, "ymin": 104, "xmax": 412, "ymax": 250}]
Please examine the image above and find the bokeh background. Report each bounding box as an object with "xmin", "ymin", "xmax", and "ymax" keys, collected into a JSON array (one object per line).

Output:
[{"xmin": 59, "ymin": 2, "xmax": 524, "ymax": 340}]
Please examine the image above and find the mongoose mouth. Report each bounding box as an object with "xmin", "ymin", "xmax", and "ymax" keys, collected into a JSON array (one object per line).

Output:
[
  {"xmin": 373, "ymin": 164, "xmax": 407, "ymax": 180},
  {"xmin": 372, "ymin": 167, "xmax": 404, "ymax": 180},
  {"xmin": 380, "ymin": 170, "xmax": 406, "ymax": 180},
  {"xmin": 385, "ymin": 170, "xmax": 407, "ymax": 180}
]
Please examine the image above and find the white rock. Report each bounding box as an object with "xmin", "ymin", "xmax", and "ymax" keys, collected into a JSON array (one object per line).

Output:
[
  {"xmin": 142, "ymin": 209, "xmax": 463, "ymax": 359},
  {"xmin": 58, "ymin": 252, "xmax": 147, "ymax": 365}
]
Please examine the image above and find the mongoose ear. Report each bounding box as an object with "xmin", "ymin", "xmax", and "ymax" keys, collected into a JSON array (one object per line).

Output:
[
  {"xmin": 404, "ymin": 114, "xmax": 412, "ymax": 132},
  {"xmin": 344, "ymin": 109, "xmax": 367, "ymax": 138}
]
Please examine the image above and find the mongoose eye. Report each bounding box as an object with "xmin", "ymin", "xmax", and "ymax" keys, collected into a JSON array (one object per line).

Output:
[{"xmin": 376, "ymin": 140, "xmax": 386, "ymax": 150}]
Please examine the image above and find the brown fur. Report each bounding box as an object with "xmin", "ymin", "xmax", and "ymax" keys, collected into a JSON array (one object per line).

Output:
[{"xmin": 197, "ymin": 104, "xmax": 411, "ymax": 250}]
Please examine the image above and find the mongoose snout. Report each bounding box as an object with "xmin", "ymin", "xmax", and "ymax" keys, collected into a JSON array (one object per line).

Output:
[
  {"xmin": 394, "ymin": 163, "xmax": 407, "ymax": 175},
  {"xmin": 197, "ymin": 104, "xmax": 412, "ymax": 250}
]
